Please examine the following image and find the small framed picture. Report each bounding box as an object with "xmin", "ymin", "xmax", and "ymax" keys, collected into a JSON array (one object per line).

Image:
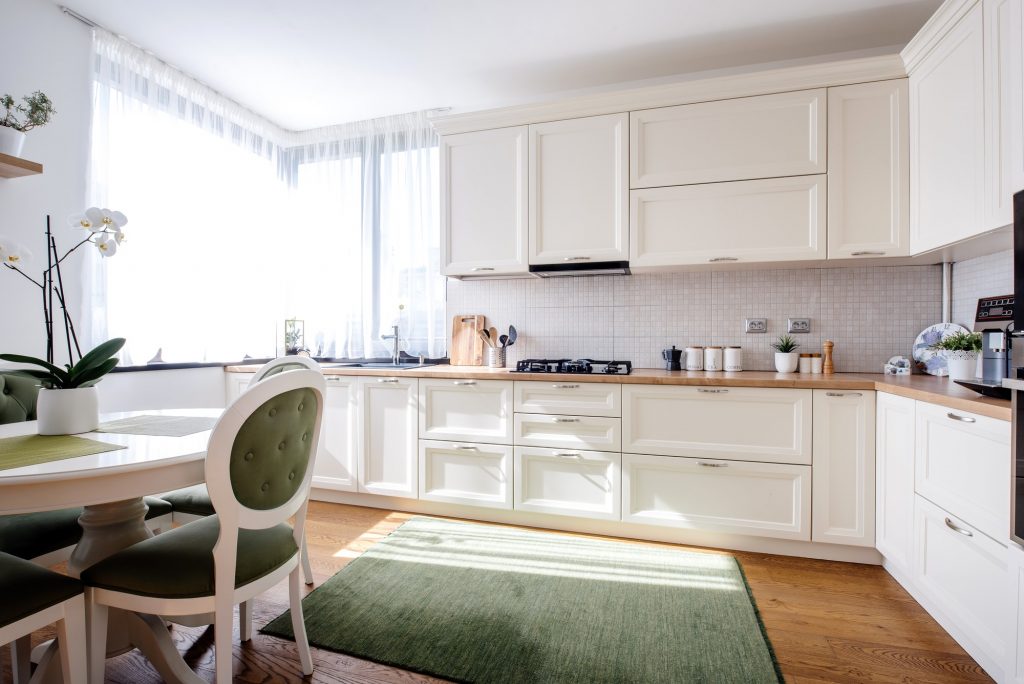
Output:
[{"xmin": 284, "ymin": 319, "xmax": 305, "ymax": 355}]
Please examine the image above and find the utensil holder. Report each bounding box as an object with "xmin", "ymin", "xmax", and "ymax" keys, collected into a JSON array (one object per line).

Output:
[{"xmin": 486, "ymin": 346, "xmax": 506, "ymax": 368}]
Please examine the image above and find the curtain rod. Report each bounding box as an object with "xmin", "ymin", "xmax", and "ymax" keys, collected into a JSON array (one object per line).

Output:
[{"xmin": 60, "ymin": 5, "xmax": 100, "ymax": 28}]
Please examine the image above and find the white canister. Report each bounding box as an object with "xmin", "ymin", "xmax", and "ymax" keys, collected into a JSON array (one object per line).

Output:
[
  {"xmin": 798, "ymin": 354, "xmax": 813, "ymax": 373},
  {"xmin": 724, "ymin": 346, "xmax": 742, "ymax": 371},
  {"xmin": 810, "ymin": 354, "xmax": 823, "ymax": 374},
  {"xmin": 704, "ymin": 346, "xmax": 723, "ymax": 372},
  {"xmin": 685, "ymin": 346, "xmax": 704, "ymax": 371}
]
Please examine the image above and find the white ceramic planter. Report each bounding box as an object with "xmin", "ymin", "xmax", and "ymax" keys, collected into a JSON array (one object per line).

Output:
[
  {"xmin": 36, "ymin": 387, "xmax": 100, "ymax": 435},
  {"xmin": 0, "ymin": 127, "xmax": 26, "ymax": 157},
  {"xmin": 943, "ymin": 351, "xmax": 979, "ymax": 381},
  {"xmin": 774, "ymin": 352, "xmax": 799, "ymax": 373}
]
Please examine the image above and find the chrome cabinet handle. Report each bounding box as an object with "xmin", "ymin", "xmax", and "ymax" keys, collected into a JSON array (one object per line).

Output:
[
  {"xmin": 698, "ymin": 388, "xmax": 728, "ymax": 393},
  {"xmin": 554, "ymin": 451, "xmax": 582, "ymax": 457},
  {"xmin": 377, "ymin": 378, "xmax": 400, "ymax": 384},
  {"xmin": 709, "ymin": 257, "xmax": 738, "ymax": 262},
  {"xmin": 454, "ymin": 380, "xmax": 477, "ymax": 386},
  {"xmin": 553, "ymin": 384, "xmax": 580, "ymax": 389},
  {"xmin": 947, "ymin": 412, "xmax": 976, "ymax": 423},
  {"xmin": 944, "ymin": 517, "xmax": 974, "ymax": 537},
  {"xmin": 471, "ymin": 267, "xmax": 495, "ymax": 272},
  {"xmin": 453, "ymin": 444, "xmax": 477, "ymax": 450},
  {"xmin": 326, "ymin": 377, "xmax": 345, "ymax": 383},
  {"xmin": 563, "ymin": 256, "xmax": 591, "ymax": 262},
  {"xmin": 851, "ymin": 251, "xmax": 886, "ymax": 256},
  {"xmin": 697, "ymin": 461, "xmax": 729, "ymax": 468},
  {"xmin": 826, "ymin": 392, "xmax": 862, "ymax": 397},
  {"xmin": 554, "ymin": 417, "xmax": 580, "ymax": 423}
]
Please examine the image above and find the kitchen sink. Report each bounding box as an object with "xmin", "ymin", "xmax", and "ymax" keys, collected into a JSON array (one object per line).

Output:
[{"xmin": 322, "ymin": 361, "xmax": 438, "ymax": 370}]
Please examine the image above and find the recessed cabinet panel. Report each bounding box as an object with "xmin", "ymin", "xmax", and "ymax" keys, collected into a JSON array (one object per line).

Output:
[
  {"xmin": 875, "ymin": 393, "xmax": 916, "ymax": 574},
  {"xmin": 418, "ymin": 379, "xmax": 513, "ymax": 444},
  {"xmin": 312, "ymin": 376, "xmax": 359, "ymax": 492},
  {"xmin": 514, "ymin": 381, "xmax": 621, "ymax": 417},
  {"xmin": 622, "ymin": 453, "xmax": 811, "ymax": 540},
  {"xmin": 985, "ymin": 0, "xmax": 1024, "ymax": 225},
  {"xmin": 630, "ymin": 89, "xmax": 826, "ymax": 188},
  {"xmin": 514, "ymin": 414, "xmax": 621, "ymax": 452},
  {"xmin": 513, "ymin": 447, "xmax": 620, "ymax": 520},
  {"xmin": 418, "ymin": 440, "xmax": 512, "ymax": 509},
  {"xmin": 358, "ymin": 377, "xmax": 418, "ymax": 498},
  {"xmin": 622, "ymin": 385, "xmax": 812, "ymax": 464},
  {"xmin": 630, "ymin": 175, "xmax": 827, "ymax": 267}
]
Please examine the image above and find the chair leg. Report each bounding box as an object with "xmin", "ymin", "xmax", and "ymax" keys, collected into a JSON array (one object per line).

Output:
[
  {"xmin": 239, "ymin": 600, "xmax": 253, "ymax": 642},
  {"xmin": 301, "ymin": 541, "xmax": 314, "ymax": 585},
  {"xmin": 86, "ymin": 589, "xmax": 108, "ymax": 684},
  {"xmin": 11, "ymin": 637, "xmax": 31, "ymax": 684},
  {"xmin": 58, "ymin": 595, "xmax": 87, "ymax": 684},
  {"xmin": 289, "ymin": 567, "xmax": 314, "ymax": 676},
  {"xmin": 214, "ymin": 601, "xmax": 234, "ymax": 684}
]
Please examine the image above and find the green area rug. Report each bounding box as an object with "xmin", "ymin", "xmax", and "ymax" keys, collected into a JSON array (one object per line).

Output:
[{"xmin": 262, "ymin": 517, "xmax": 783, "ymax": 683}]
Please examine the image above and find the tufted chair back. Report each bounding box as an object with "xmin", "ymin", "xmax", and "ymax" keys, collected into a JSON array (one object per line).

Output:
[
  {"xmin": 0, "ymin": 373, "xmax": 39, "ymax": 424},
  {"xmin": 247, "ymin": 355, "xmax": 321, "ymax": 389}
]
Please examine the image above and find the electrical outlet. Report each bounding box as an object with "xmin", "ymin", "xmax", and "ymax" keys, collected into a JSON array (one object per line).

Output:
[
  {"xmin": 744, "ymin": 318, "xmax": 767, "ymax": 333},
  {"xmin": 788, "ymin": 318, "xmax": 811, "ymax": 334}
]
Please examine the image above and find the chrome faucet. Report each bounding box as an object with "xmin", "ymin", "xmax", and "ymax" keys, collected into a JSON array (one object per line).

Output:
[{"xmin": 381, "ymin": 325, "xmax": 401, "ymax": 365}]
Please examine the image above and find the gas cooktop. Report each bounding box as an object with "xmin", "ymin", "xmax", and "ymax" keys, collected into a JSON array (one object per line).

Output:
[{"xmin": 511, "ymin": 359, "xmax": 632, "ymax": 375}]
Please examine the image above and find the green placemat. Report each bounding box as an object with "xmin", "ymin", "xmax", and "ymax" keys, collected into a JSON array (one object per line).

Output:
[
  {"xmin": 0, "ymin": 435, "xmax": 127, "ymax": 472},
  {"xmin": 96, "ymin": 415, "xmax": 217, "ymax": 437}
]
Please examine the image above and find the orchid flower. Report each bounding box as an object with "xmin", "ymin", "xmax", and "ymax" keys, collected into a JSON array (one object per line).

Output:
[
  {"xmin": 95, "ymin": 233, "xmax": 118, "ymax": 257},
  {"xmin": 68, "ymin": 212, "xmax": 102, "ymax": 232},
  {"xmin": 0, "ymin": 238, "xmax": 31, "ymax": 266},
  {"xmin": 84, "ymin": 207, "xmax": 128, "ymax": 232}
]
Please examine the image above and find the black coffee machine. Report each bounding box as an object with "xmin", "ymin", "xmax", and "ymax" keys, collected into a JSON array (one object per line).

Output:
[{"xmin": 954, "ymin": 295, "xmax": 1016, "ymax": 398}]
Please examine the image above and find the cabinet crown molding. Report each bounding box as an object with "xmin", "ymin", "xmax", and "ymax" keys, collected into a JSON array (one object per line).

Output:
[
  {"xmin": 901, "ymin": 0, "xmax": 980, "ymax": 73},
  {"xmin": 430, "ymin": 54, "xmax": 906, "ymax": 136}
]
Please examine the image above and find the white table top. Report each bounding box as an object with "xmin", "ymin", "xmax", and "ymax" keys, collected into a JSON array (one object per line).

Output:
[{"xmin": 0, "ymin": 408, "xmax": 221, "ymax": 515}]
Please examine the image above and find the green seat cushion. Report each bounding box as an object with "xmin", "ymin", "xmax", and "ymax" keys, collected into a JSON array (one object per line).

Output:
[
  {"xmin": 0, "ymin": 373, "xmax": 39, "ymax": 424},
  {"xmin": 161, "ymin": 484, "xmax": 214, "ymax": 517},
  {"xmin": 81, "ymin": 515, "xmax": 297, "ymax": 599},
  {"xmin": 0, "ymin": 498, "xmax": 173, "ymax": 560},
  {"xmin": 0, "ymin": 551, "xmax": 82, "ymax": 628}
]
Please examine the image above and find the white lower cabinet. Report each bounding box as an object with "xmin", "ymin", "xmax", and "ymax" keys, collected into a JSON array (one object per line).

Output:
[
  {"xmin": 1008, "ymin": 542, "xmax": 1024, "ymax": 683},
  {"xmin": 914, "ymin": 495, "xmax": 1008, "ymax": 679},
  {"xmin": 622, "ymin": 453, "xmax": 811, "ymax": 540},
  {"xmin": 875, "ymin": 393, "xmax": 916, "ymax": 575},
  {"xmin": 357, "ymin": 377, "xmax": 418, "ymax": 498},
  {"xmin": 419, "ymin": 440, "xmax": 512, "ymax": 509},
  {"xmin": 514, "ymin": 381, "xmax": 621, "ymax": 417},
  {"xmin": 418, "ymin": 378, "xmax": 513, "ymax": 444},
  {"xmin": 514, "ymin": 413, "xmax": 621, "ymax": 452},
  {"xmin": 312, "ymin": 376, "xmax": 359, "ymax": 492},
  {"xmin": 513, "ymin": 447, "xmax": 620, "ymax": 521},
  {"xmin": 811, "ymin": 390, "xmax": 875, "ymax": 546}
]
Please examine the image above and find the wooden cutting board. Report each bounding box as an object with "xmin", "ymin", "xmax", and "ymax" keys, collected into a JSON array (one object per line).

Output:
[{"xmin": 450, "ymin": 314, "xmax": 485, "ymax": 366}]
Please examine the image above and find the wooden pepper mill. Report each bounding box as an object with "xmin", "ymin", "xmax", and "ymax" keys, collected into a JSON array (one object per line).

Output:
[{"xmin": 823, "ymin": 340, "xmax": 835, "ymax": 375}]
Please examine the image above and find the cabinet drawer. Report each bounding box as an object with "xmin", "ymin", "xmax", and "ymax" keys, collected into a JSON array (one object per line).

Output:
[
  {"xmin": 419, "ymin": 378, "xmax": 513, "ymax": 444},
  {"xmin": 622, "ymin": 385, "xmax": 812, "ymax": 464},
  {"xmin": 513, "ymin": 447, "xmax": 620, "ymax": 521},
  {"xmin": 514, "ymin": 381, "xmax": 621, "ymax": 417},
  {"xmin": 418, "ymin": 440, "xmax": 512, "ymax": 509},
  {"xmin": 622, "ymin": 453, "xmax": 811, "ymax": 540},
  {"xmin": 630, "ymin": 89, "xmax": 826, "ymax": 188},
  {"xmin": 914, "ymin": 495, "xmax": 1007, "ymax": 670},
  {"xmin": 514, "ymin": 413, "xmax": 621, "ymax": 452},
  {"xmin": 915, "ymin": 401, "xmax": 1010, "ymax": 542}
]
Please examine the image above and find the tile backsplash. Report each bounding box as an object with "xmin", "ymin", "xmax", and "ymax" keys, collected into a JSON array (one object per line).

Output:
[
  {"xmin": 447, "ymin": 264, "xmax": 943, "ymax": 372},
  {"xmin": 951, "ymin": 249, "xmax": 1013, "ymax": 329}
]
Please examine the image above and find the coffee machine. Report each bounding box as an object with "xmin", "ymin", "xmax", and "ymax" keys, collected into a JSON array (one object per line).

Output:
[{"xmin": 954, "ymin": 294, "xmax": 1016, "ymax": 398}]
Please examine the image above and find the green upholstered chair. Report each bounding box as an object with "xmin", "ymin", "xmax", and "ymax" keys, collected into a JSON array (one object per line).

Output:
[
  {"xmin": 84, "ymin": 369, "xmax": 326, "ymax": 684},
  {"xmin": 0, "ymin": 373, "xmax": 39, "ymax": 423},
  {"xmin": 0, "ymin": 552, "xmax": 87, "ymax": 684},
  {"xmin": 162, "ymin": 355, "xmax": 323, "ymax": 584}
]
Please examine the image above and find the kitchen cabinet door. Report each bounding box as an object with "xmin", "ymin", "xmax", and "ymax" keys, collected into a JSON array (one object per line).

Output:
[
  {"xmin": 419, "ymin": 440, "xmax": 512, "ymax": 509},
  {"xmin": 312, "ymin": 376, "xmax": 358, "ymax": 492},
  {"xmin": 441, "ymin": 127, "xmax": 529, "ymax": 276},
  {"xmin": 1008, "ymin": 542, "xmax": 1024, "ymax": 683},
  {"xmin": 812, "ymin": 390, "xmax": 876, "ymax": 547},
  {"xmin": 514, "ymin": 381, "xmax": 621, "ymax": 417},
  {"xmin": 357, "ymin": 376, "xmax": 418, "ymax": 497},
  {"xmin": 630, "ymin": 175, "xmax": 826, "ymax": 267},
  {"xmin": 985, "ymin": 0, "xmax": 1024, "ymax": 226},
  {"xmin": 514, "ymin": 414, "xmax": 621, "ymax": 452},
  {"xmin": 514, "ymin": 447, "xmax": 620, "ymax": 521},
  {"xmin": 875, "ymin": 392, "xmax": 916, "ymax": 575},
  {"xmin": 528, "ymin": 114, "xmax": 629, "ymax": 265},
  {"xmin": 630, "ymin": 89, "xmax": 826, "ymax": 188},
  {"xmin": 224, "ymin": 372, "xmax": 250, "ymax": 405},
  {"xmin": 909, "ymin": 3, "xmax": 986, "ymax": 253},
  {"xmin": 827, "ymin": 80, "xmax": 910, "ymax": 259},
  {"xmin": 418, "ymin": 378, "xmax": 513, "ymax": 445}
]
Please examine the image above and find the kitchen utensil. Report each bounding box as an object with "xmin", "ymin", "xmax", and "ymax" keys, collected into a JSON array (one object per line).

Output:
[
  {"xmin": 507, "ymin": 325, "xmax": 517, "ymax": 346},
  {"xmin": 912, "ymin": 323, "xmax": 969, "ymax": 376},
  {"xmin": 661, "ymin": 346, "xmax": 682, "ymax": 371},
  {"xmin": 488, "ymin": 327, "xmax": 498, "ymax": 346},
  {"xmin": 450, "ymin": 314, "xmax": 485, "ymax": 366},
  {"xmin": 499, "ymin": 334, "xmax": 509, "ymax": 347},
  {"xmin": 823, "ymin": 340, "xmax": 835, "ymax": 375},
  {"xmin": 485, "ymin": 345, "xmax": 506, "ymax": 368},
  {"xmin": 685, "ymin": 346, "xmax": 703, "ymax": 371},
  {"xmin": 478, "ymin": 330, "xmax": 494, "ymax": 348}
]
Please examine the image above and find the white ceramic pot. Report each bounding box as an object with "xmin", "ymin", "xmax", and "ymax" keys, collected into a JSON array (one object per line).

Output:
[
  {"xmin": 943, "ymin": 351, "xmax": 979, "ymax": 381},
  {"xmin": 36, "ymin": 387, "xmax": 100, "ymax": 435},
  {"xmin": 0, "ymin": 127, "xmax": 26, "ymax": 157},
  {"xmin": 774, "ymin": 352, "xmax": 799, "ymax": 373}
]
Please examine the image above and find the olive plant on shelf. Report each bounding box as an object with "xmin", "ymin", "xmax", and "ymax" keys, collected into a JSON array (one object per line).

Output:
[{"xmin": 771, "ymin": 334, "xmax": 801, "ymax": 373}]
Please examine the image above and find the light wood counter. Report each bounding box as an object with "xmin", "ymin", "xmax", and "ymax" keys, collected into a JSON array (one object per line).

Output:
[{"xmin": 225, "ymin": 365, "xmax": 1012, "ymax": 421}]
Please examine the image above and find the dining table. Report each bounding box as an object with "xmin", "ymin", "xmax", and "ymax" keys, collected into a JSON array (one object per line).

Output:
[{"xmin": 0, "ymin": 408, "xmax": 222, "ymax": 684}]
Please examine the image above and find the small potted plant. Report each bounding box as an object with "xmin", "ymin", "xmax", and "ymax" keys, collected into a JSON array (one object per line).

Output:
[
  {"xmin": 0, "ymin": 91, "xmax": 56, "ymax": 157},
  {"xmin": 930, "ymin": 330, "xmax": 982, "ymax": 381},
  {"xmin": 771, "ymin": 334, "xmax": 800, "ymax": 373}
]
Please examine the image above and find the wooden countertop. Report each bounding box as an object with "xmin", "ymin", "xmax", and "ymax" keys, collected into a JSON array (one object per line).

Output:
[{"xmin": 225, "ymin": 365, "xmax": 1012, "ymax": 421}]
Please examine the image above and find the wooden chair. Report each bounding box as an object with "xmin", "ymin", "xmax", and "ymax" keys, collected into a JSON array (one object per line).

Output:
[{"xmin": 83, "ymin": 369, "xmax": 325, "ymax": 684}]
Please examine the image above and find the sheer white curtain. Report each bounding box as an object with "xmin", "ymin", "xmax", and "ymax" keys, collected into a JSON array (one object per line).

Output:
[{"xmin": 87, "ymin": 30, "xmax": 445, "ymax": 363}]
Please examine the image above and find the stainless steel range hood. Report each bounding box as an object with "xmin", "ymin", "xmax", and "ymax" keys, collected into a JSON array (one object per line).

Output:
[{"xmin": 529, "ymin": 261, "xmax": 630, "ymax": 277}]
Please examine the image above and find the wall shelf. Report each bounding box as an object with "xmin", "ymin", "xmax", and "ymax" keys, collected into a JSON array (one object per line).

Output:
[{"xmin": 0, "ymin": 152, "xmax": 43, "ymax": 178}]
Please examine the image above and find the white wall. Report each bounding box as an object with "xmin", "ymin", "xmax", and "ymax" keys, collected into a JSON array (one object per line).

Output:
[
  {"xmin": 97, "ymin": 367, "xmax": 227, "ymax": 412},
  {"xmin": 0, "ymin": 0, "xmax": 93, "ymax": 360}
]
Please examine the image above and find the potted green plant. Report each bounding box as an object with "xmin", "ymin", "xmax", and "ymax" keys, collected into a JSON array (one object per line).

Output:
[
  {"xmin": 0, "ymin": 339, "xmax": 125, "ymax": 434},
  {"xmin": 0, "ymin": 91, "xmax": 56, "ymax": 157},
  {"xmin": 929, "ymin": 330, "xmax": 982, "ymax": 381},
  {"xmin": 771, "ymin": 334, "xmax": 800, "ymax": 373}
]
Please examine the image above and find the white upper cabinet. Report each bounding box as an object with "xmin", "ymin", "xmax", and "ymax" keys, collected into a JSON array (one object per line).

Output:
[
  {"xmin": 630, "ymin": 175, "xmax": 827, "ymax": 267},
  {"xmin": 441, "ymin": 127, "xmax": 529, "ymax": 276},
  {"xmin": 630, "ymin": 89, "xmax": 826, "ymax": 188},
  {"xmin": 528, "ymin": 114, "xmax": 629, "ymax": 265},
  {"xmin": 1009, "ymin": 0, "xmax": 1024, "ymax": 194},
  {"xmin": 986, "ymin": 0, "xmax": 1024, "ymax": 224},
  {"xmin": 827, "ymin": 80, "xmax": 910, "ymax": 259}
]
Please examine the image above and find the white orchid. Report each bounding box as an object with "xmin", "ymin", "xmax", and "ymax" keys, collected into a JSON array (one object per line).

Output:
[
  {"xmin": 0, "ymin": 238, "xmax": 31, "ymax": 266},
  {"xmin": 68, "ymin": 212, "xmax": 101, "ymax": 232},
  {"xmin": 84, "ymin": 207, "xmax": 128, "ymax": 232},
  {"xmin": 95, "ymin": 233, "xmax": 118, "ymax": 257}
]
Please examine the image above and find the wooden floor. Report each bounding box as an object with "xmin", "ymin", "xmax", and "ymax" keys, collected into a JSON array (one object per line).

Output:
[{"xmin": 4, "ymin": 501, "xmax": 991, "ymax": 683}]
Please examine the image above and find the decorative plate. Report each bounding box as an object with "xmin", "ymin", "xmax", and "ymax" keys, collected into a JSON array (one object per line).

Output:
[{"xmin": 912, "ymin": 323, "xmax": 969, "ymax": 376}]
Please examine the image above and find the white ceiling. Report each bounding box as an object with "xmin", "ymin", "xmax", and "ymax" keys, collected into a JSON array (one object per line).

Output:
[{"xmin": 59, "ymin": 0, "xmax": 942, "ymax": 130}]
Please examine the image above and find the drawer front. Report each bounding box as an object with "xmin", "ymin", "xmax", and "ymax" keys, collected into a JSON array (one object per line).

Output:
[
  {"xmin": 514, "ymin": 381, "xmax": 621, "ymax": 417},
  {"xmin": 419, "ymin": 378, "xmax": 513, "ymax": 444},
  {"xmin": 914, "ymin": 495, "xmax": 1007, "ymax": 668},
  {"xmin": 514, "ymin": 413, "xmax": 621, "ymax": 452},
  {"xmin": 418, "ymin": 440, "xmax": 512, "ymax": 509},
  {"xmin": 630, "ymin": 89, "xmax": 826, "ymax": 188},
  {"xmin": 622, "ymin": 453, "xmax": 811, "ymax": 540},
  {"xmin": 622, "ymin": 385, "xmax": 812, "ymax": 464},
  {"xmin": 915, "ymin": 401, "xmax": 1010, "ymax": 542},
  {"xmin": 513, "ymin": 447, "xmax": 620, "ymax": 520}
]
